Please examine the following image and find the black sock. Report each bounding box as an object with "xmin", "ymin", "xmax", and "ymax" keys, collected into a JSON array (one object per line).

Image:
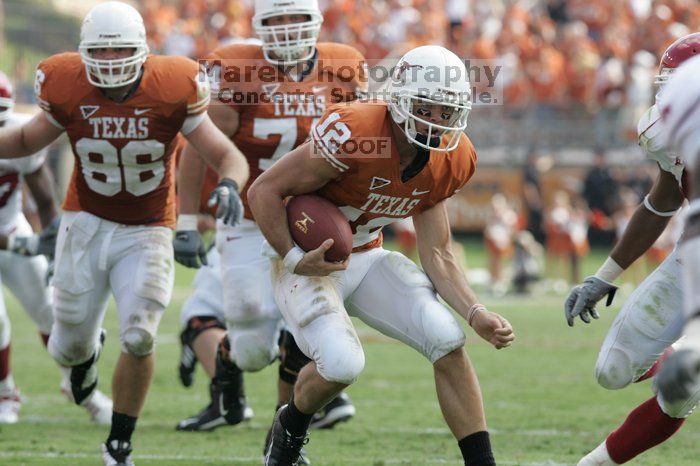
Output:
[
  {"xmin": 458, "ymin": 431, "xmax": 495, "ymax": 466},
  {"xmin": 280, "ymin": 396, "xmax": 313, "ymax": 437},
  {"xmin": 107, "ymin": 412, "xmax": 138, "ymax": 444}
]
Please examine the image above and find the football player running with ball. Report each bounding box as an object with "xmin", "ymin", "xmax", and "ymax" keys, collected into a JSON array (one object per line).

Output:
[
  {"xmin": 0, "ymin": 2, "xmax": 249, "ymax": 465},
  {"xmin": 655, "ymin": 54, "xmax": 700, "ymax": 432},
  {"xmin": 249, "ymin": 45, "xmax": 514, "ymax": 466},
  {"xmin": 565, "ymin": 33, "xmax": 700, "ymax": 466},
  {"xmin": 174, "ymin": 0, "xmax": 364, "ymax": 447}
]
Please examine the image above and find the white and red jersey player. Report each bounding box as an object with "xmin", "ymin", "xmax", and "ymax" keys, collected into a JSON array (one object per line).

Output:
[
  {"xmin": 0, "ymin": 2, "xmax": 247, "ymax": 462},
  {"xmin": 177, "ymin": 39, "xmax": 367, "ymax": 373},
  {"xmin": 570, "ymin": 33, "xmax": 700, "ymax": 466},
  {"xmin": 0, "ymin": 113, "xmax": 53, "ymax": 338},
  {"xmin": 655, "ymin": 52, "xmax": 700, "ymax": 426},
  {"xmin": 0, "ymin": 111, "xmax": 53, "ymax": 424},
  {"xmin": 249, "ymin": 46, "xmax": 514, "ymax": 465}
]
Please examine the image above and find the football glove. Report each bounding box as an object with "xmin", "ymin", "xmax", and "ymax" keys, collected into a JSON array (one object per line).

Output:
[
  {"xmin": 564, "ymin": 276, "xmax": 617, "ymax": 327},
  {"xmin": 173, "ymin": 230, "xmax": 208, "ymax": 269},
  {"xmin": 38, "ymin": 216, "xmax": 61, "ymax": 258},
  {"xmin": 207, "ymin": 178, "xmax": 243, "ymax": 226},
  {"xmin": 8, "ymin": 234, "xmax": 41, "ymax": 256},
  {"xmin": 7, "ymin": 216, "xmax": 61, "ymax": 257}
]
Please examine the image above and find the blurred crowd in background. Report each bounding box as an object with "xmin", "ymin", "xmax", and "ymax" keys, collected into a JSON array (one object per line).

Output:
[{"xmin": 142, "ymin": 0, "xmax": 700, "ymax": 110}]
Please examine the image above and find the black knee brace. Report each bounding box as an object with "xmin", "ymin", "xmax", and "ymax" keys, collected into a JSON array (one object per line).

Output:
[
  {"xmin": 278, "ymin": 329, "xmax": 311, "ymax": 384},
  {"xmin": 180, "ymin": 316, "xmax": 226, "ymax": 348}
]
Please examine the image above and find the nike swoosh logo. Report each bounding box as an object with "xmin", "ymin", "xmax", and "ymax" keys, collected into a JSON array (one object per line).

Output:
[
  {"xmin": 311, "ymin": 85, "xmax": 326, "ymax": 93},
  {"xmin": 134, "ymin": 108, "xmax": 152, "ymax": 116},
  {"xmin": 412, "ymin": 189, "xmax": 430, "ymax": 195},
  {"xmin": 226, "ymin": 236, "xmax": 240, "ymax": 242}
]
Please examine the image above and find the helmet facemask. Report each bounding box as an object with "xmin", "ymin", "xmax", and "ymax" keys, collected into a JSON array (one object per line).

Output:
[
  {"xmin": 391, "ymin": 91, "xmax": 471, "ymax": 152},
  {"xmin": 253, "ymin": 12, "xmax": 322, "ymax": 65},
  {"xmin": 79, "ymin": 43, "xmax": 148, "ymax": 89},
  {"xmin": 79, "ymin": 2, "xmax": 149, "ymax": 89}
]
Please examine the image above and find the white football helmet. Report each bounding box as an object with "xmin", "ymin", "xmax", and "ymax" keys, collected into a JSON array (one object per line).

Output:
[
  {"xmin": 79, "ymin": 1, "xmax": 149, "ymax": 88},
  {"xmin": 658, "ymin": 54, "xmax": 700, "ymax": 169},
  {"xmin": 0, "ymin": 71, "xmax": 14, "ymax": 123},
  {"xmin": 252, "ymin": 0, "xmax": 323, "ymax": 65},
  {"xmin": 388, "ymin": 46, "xmax": 472, "ymax": 152}
]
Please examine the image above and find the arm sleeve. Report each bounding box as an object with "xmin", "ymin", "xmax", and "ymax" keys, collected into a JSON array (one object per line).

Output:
[
  {"xmin": 310, "ymin": 105, "xmax": 359, "ymax": 173},
  {"xmin": 181, "ymin": 60, "xmax": 211, "ymax": 135},
  {"xmin": 16, "ymin": 150, "xmax": 48, "ymax": 175},
  {"xmin": 34, "ymin": 63, "xmax": 65, "ymax": 129}
]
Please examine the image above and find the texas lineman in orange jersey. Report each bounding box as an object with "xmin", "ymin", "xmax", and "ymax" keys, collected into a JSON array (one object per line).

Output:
[
  {"xmin": 173, "ymin": 0, "xmax": 364, "ymax": 440},
  {"xmin": 0, "ymin": 3, "xmax": 249, "ymax": 465},
  {"xmin": 249, "ymin": 46, "xmax": 514, "ymax": 466}
]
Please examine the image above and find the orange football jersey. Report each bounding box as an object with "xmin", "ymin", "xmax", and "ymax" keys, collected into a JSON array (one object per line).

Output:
[
  {"xmin": 311, "ymin": 101, "xmax": 477, "ymax": 249},
  {"xmin": 203, "ymin": 42, "xmax": 367, "ymax": 219},
  {"xmin": 36, "ymin": 52, "xmax": 210, "ymax": 228}
]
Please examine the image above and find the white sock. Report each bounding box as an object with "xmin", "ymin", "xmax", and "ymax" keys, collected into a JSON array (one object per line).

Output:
[
  {"xmin": 0, "ymin": 374, "xmax": 16, "ymax": 395},
  {"xmin": 577, "ymin": 441, "xmax": 618, "ymax": 466},
  {"xmin": 58, "ymin": 365, "xmax": 71, "ymax": 384}
]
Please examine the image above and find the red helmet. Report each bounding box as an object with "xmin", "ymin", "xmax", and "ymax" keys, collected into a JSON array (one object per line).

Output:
[
  {"xmin": 655, "ymin": 32, "xmax": 700, "ymax": 85},
  {"xmin": 0, "ymin": 71, "xmax": 13, "ymax": 122}
]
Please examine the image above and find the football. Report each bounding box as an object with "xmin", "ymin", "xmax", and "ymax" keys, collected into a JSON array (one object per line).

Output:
[{"xmin": 286, "ymin": 194, "xmax": 353, "ymax": 262}]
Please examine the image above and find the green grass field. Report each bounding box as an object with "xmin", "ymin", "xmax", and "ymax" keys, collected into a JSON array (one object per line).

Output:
[{"xmin": 0, "ymin": 240, "xmax": 696, "ymax": 466}]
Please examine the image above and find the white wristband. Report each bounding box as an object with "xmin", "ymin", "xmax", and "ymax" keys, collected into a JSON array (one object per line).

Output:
[
  {"xmin": 595, "ymin": 257, "xmax": 624, "ymax": 284},
  {"xmin": 643, "ymin": 194, "xmax": 678, "ymax": 217},
  {"xmin": 5, "ymin": 233, "xmax": 15, "ymax": 251},
  {"xmin": 176, "ymin": 214, "xmax": 198, "ymax": 231},
  {"xmin": 283, "ymin": 246, "xmax": 305, "ymax": 274}
]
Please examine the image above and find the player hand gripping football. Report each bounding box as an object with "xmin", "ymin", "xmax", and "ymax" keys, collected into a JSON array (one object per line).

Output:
[
  {"xmin": 469, "ymin": 305, "xmax": 514, "ymax": 349},
  {"xmin": 293, "ymin": 239, "xmax": 349, "ymax": 276}
]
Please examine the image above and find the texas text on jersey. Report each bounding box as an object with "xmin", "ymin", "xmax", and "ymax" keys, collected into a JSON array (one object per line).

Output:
[{"xmin": 36, "ymin": 52, "xmax": 210, "ymax": 228}]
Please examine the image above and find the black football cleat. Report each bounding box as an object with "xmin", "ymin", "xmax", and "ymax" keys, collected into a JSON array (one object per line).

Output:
[
  {"xmin": 263, "ymin": 418, "xmax": 311, "ymax": 465},
  {"xmin": 176, "ymin": 382, "xmax": 253, "ymax": 431},
  {"xmin": 101, "ymin": 440, "xmax": 134, "ymax": 466},
  {"xmin": 264, "ymin": 406, "xmax": 309, "ymax": 466},
  {"xmin": 309, "ymin": 392, "xmax": 355, "ymax": 429}
]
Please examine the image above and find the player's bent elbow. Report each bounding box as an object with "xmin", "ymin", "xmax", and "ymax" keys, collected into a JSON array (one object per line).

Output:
[{"xmin": 246, "ymin": 177, "xmax": 264, "ymax": 212}]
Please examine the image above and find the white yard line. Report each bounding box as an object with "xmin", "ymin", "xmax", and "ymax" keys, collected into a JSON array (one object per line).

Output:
[
  {"xmin": 15, "ymin": 415, "xmax": 589, "ymax": 437},
  {"xmin": 0, "ymin": 451, "xmax": 570, "ymax": 465}
]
